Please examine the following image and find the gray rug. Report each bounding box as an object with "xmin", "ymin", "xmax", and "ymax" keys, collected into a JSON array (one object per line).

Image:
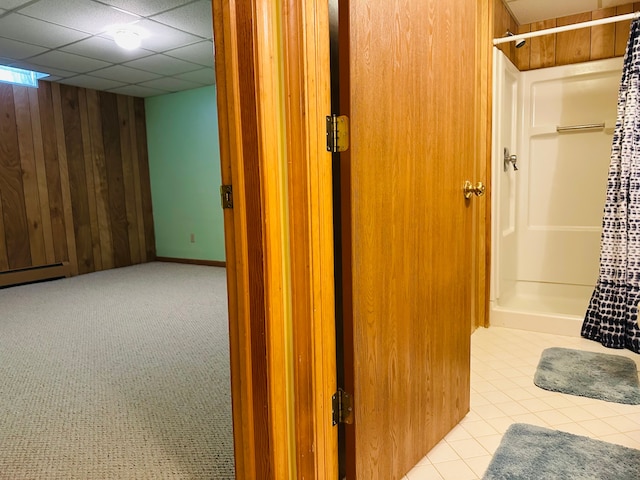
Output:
[
  {"xmin": 483, "ymin": 423, "xmax": 640, "ymax": 480},
  {"xmin": 533, "ymin": 347, "xmax": 640, "ymax": 405}
]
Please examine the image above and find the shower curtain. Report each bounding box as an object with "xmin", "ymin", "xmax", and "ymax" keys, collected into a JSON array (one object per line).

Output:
[{"xmin": 582, "ymin": 18, "xmax": 640, "ymax": 354}]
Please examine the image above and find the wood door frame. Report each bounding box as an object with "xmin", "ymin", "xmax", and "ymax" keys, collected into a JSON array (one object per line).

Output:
[
  {"xmin": 212, "ymin": 0, "xmax": 337, "ymax": 478},
  {"xmin": 474, "ymin": 0, "xmax": 494, "ymax": 330},
  {"xmin": 212, "ymin": 0, "xmax": 492, "ymax": 477}
]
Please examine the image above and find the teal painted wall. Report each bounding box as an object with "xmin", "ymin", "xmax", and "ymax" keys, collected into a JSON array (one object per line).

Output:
[{"xmin": 145, "ymin": 85, "xmax": 225, "ymax": 262}]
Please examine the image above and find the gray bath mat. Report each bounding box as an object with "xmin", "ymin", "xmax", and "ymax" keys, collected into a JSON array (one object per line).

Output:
[
  {"xmin": 533, "ymin": 347, "xmax": 640, "ymax": 404},
  {"xmin": 483, "ymin": 423, "xmax": 640, "ymax": 480}
]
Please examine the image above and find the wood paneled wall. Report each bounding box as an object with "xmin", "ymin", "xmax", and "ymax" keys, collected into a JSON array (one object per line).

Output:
[
  {"xmin": 493, "ymin": 0, "xmax": 519, "ymax": 63},
  {"xmin": 0, "ymin": 81, "xmax": 155, "ymax": 278},
  {"xmin": 494, "ymin": 1, "xmax": 640, "ymax": 71}
]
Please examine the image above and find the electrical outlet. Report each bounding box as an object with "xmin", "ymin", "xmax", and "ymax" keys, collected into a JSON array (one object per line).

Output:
[{"xmin": 190, "ymin": 233, "xmax": 195, "ymax": 243}]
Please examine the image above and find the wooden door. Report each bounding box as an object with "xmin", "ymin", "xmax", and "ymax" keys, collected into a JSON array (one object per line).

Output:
[{"xmin": 340, "ymin": 0, "xmax": 479, "ymax": 478}]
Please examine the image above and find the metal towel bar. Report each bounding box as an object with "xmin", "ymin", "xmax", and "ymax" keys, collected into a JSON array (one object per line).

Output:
[{"xmin": 556, "ymin": 123, "xmax": 605, "ymax": 133}]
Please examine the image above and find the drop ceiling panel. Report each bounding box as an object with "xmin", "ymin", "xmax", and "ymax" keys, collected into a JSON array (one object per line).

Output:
[
  {"xmin": 59, "ymin": 74, "xmax": 126, "ymax": 90},
  {"xmin": 119, "ymin": 19, "xmax": 203, "ymax": 52},
  {"xmin": 18, "ymin": 0, "xmax": 139, "ymax": 34},
  {"xmin": 9, "ymin": 61, "xmax": 77, "ymax": 78},
  {"xmin": 91, "ymin": 64, "xmax": 162, "ymax": 83},
  {"xmin": 98, "ymin": 0, "xmax": 195, "ymax": 17},
  {"xmin": 602, "ymin": 0, "xmax": 638, "ymax": 6},
  {"xmin": 505, "ymin": 0, "xmax": 633, "ymax": 24},
  {"xmin": 61, "ymin": 36, "xmax": 153, "ymax": 63},
  {"xmin": 28, "ymin": 50, "xmax": 111, "ymax": 73},
  {"xmin": 0, "ymin": 14, "xmax": 90, "ymax": 48},
  {"xmin": 151, "ymin": 1, "xmax": 213, "ymax": 39},
  {"xmin": 165, "ymin": 41, "xmax": 214, "ymax": 67},
  {"xmin": 176, "ymin": 68, "xmax": 216, "ymax": 85},
  {"xmin": 123, "ymin": 54, "xmax": 201, "ymax": 76},
  {"xmin": 138, "ymin": 76, "xmax": 201, "ymax": 91},
  {"xmin": 2, "ymin": 0, "xmax": 33, "ymax": 9},
  {"xmin": 0, "ymin": 38, "xmax": 47, "ymax": 60},
  {"xmin": 1, "ymin": 0, "xmax": 631, "ymax": 97},
  {"xmin": 109, "ymin": 84, "xmax": 168, "ymax": 97},
  {"xmin": 0, "ymin": 0, "xmax": 216, "ymax": 96}
]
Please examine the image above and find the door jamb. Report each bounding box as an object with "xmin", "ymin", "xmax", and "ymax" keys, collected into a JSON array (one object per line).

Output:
[
  {"xmin": 212, "ymin": 0, "xmax": 337, "ymax": 478},
  {"xmin": 473, "ymin": 0, "xmax": 493, "ymax": 330}
]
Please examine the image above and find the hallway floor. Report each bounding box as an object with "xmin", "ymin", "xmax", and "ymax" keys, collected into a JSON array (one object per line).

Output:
[{"xmin": 404, "ymin": 327, "xmax": 640, "ymax": 480}]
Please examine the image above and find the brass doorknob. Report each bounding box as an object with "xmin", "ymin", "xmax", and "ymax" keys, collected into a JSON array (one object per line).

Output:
[{"xmin": 463, "ymin": 181, "xmax": 485, "ymax": 199}]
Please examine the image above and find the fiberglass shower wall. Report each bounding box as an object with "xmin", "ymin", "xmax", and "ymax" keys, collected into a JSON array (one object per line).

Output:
[{"xmin": 491, "ymin": 50, "xmax": 623, "ymax": 334}]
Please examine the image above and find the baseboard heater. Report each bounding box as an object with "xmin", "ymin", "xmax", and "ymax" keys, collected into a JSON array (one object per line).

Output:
[{"xmin": 0, "ymin": 262, "xmax": 71, "ymax": 288}]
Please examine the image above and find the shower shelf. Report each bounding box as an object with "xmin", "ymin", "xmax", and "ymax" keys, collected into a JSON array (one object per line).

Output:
[{"xmin": 556, "ymin": 123, "xmax": 605, "ymax": 133}]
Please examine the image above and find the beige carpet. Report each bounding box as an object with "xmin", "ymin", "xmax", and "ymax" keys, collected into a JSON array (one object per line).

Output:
[{"xmin": 0, "ymin": 262, "xmax": 235, "ymax": 479}]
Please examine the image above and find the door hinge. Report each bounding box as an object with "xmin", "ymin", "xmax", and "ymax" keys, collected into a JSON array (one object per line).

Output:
[
  {"xmin": 332, "ymin": 388, "xmax": 353, "ymax": 425},
  {"xmin": 326, "ymin": 114, "xmax": 350, "ymax": 153},
  {"xmin": 220, "ymin": 185, "xmax": 233, "ymax": 209}
]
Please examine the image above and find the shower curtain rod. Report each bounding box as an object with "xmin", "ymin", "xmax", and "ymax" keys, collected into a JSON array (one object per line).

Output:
[{"xmin": 493, "ymin": 11, "xmax": 640, "ymax": 45}]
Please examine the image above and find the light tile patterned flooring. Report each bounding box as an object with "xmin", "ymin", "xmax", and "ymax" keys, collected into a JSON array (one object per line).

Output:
[{"xmin": 404, "ymin": 327, "xmax": 640, "ymax": 480}]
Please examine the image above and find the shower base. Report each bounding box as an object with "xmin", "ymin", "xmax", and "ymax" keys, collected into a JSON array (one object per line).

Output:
[{"xmin": 490, "ymin": 282, "xmax": 592, "ymax": 337}]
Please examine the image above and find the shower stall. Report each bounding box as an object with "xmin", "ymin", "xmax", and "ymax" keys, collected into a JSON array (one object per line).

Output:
[{"xmin": 490, "ymin": 50, "xmax": 623, "ymax": 336}]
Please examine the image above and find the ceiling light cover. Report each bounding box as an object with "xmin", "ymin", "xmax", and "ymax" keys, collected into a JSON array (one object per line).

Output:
[
  {"xmin": 107, "ymin": 24, "xmax": 149, "ymax": 51},
  {"xmin": 114, "ymin": 30, "xmax": 141, "ymax": 50}
]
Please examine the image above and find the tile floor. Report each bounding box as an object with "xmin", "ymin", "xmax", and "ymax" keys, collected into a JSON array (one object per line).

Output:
[{"xmin": 404, "ymin": 327, "xmax": 640, "ymax": 480}]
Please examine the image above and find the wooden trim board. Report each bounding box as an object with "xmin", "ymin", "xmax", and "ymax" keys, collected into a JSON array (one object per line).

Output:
[
  {"xmin": 156, "ymin": 256, "xmax": 226, "ymax": 268},
  {"xmin": 0, "ymin": 262, "xmax": 71, "ymax": 288}
]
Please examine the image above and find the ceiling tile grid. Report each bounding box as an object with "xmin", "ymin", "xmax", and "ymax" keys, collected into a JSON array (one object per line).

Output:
[
  {"xmin": 0, "ymin": 0, "xmax": 215, "ymax": 97},
  {"xmin": 18, "ymin": 0, "xmax": 141, "ymax": 34},
  {"xmin": 90, "ymin": 64, "xmax": 162, "ymax": 83},
  {"xmin": 176, "ymin": 67, "xmax": 216, "ymax": 84},
  {"xmin": 109, "ymin": 83, "xmax": 169, "ymax": 97},
  {"xmin": 3, "ymin": 0, "xmax": 637, "ymax": 97}
]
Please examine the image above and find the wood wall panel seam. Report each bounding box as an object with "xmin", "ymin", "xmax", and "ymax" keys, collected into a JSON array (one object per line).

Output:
[
  {"xmin": 127, "ymin": 96, "xmax": 147, "ymax": 263},
  {"xmin": 591, "ymin": 8, "xmax": 617, "ymax": 60},
  {"xmin": 0, "ymin": 83, "xmax": 31, "ymax": 269},
  {"xmin": 50, "ymin": 82, "xmax": 79, "ymax": 275},
  {"xmin": 117, "ymin": 94, "xmax": 141, "ymax": 265},
  {"xmin": 86, "ymin": 88, "xmax": 115, "ymax": 270},
  {"xmin": 77, "ymin": 88, "xmax": 103, "ymax": 271},
  {"xmin": 100, "ymin": 91, "xmax": 131, "ymax": 268},
  {"xmin": 556, "ymin": 13, "xmax": 592, "ymax": 66},
  {"xmin": 0, "ymin": 195, "xmax": 8, "ymax": 270},
  {"xmin": 38, "ymin": 81, "xmax": 68, "ymax": 265},
  {"xmin": 60, "ymin": 84, "xmax": 95, "ymax": 274},
  {"xmin": 133, "ymin": 98, "xmax": 156, "ymax": 260},
  {"xmin": 13, "ymin": 85, "xmax": 47, "ymax": 266},
  {"xmin": 615, "ymin": 4, "xmax": 635, "ymax": 56},
  {"xmin": 28, "ymin": 87, "xmax": 56, "ymax": 265}
]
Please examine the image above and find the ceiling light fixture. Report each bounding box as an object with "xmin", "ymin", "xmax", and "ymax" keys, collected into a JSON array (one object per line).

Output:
[
  {"xmin": 107, "ymin": 24, "xmax": 148, "ymax": 51},
  {"xmin": 114, "ymin": 29, "xmax": 141, "ymax": 50}
]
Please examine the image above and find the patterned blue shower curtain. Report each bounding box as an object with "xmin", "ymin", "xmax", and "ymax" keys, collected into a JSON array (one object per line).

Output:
[{"xmin": 581, "ymin": 18, "xmax": 640, "ymax": 354}]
